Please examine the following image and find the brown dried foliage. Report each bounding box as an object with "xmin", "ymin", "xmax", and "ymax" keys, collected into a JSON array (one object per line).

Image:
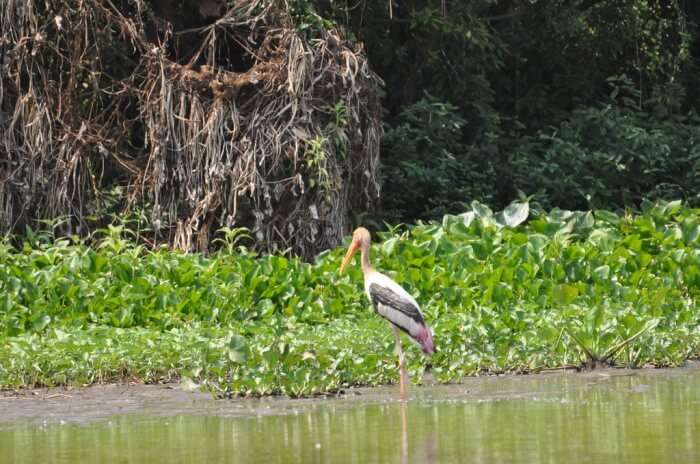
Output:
[{"xmin": 0, "ymin": 0, "xmax": 382, "ymax": 257}]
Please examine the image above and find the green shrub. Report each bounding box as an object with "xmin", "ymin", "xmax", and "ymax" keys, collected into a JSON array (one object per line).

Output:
[
  {"xmin": 381, "ymin": 96, "xmax": 496, "ymax": 222},
  {"xmin": 508, "ymin": 104, "xmax": 700, "ymax": 211}
]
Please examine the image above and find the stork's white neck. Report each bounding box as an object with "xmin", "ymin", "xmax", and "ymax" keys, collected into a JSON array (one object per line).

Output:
[{"xmin": 360, "ymin": 244, "xmax": 373, "ymax": 275}]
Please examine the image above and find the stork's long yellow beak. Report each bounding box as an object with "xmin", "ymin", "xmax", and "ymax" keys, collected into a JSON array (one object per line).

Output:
[{"xmin": 340, "ymin": 242, "xmax": 359, "ymax": 274}]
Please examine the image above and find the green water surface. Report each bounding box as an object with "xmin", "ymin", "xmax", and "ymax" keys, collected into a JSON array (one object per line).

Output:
[{"xmin": 2, "ymin": 369, "xmax": 699, "ymax": 463}]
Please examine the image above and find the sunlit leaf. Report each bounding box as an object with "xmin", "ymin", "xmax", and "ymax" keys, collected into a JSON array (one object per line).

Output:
[
  {"xmin": 471, "ymin": 201, "xmax": 493, "ymax": 218},
  {"xmin": 499, "ymin": 201, "xmax": 529, "ymax": 228}
]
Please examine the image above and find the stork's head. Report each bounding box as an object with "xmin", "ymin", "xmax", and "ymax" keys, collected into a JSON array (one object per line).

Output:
[{"xmin": 339, "ymin": 227, "xmax": 371, "ymax": 273}]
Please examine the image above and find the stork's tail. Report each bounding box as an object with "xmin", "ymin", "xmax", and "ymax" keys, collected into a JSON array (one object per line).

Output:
[{"xmin": 416, "ymin": 325, "xmax": 435, "ymax": 356}]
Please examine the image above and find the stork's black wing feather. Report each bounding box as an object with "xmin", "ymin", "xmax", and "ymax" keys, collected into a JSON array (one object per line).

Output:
[{"xmin": 369, "ymin": 283, "xmax": 425, "ymax": 324}]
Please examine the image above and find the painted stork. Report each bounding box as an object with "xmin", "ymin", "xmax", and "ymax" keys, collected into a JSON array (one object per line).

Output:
[{"xmin": 340, "ymin": 227, "xmax": 434, "ymax": 399}]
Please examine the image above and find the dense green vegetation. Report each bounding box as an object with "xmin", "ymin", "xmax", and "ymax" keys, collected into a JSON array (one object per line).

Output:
[
  {"xmin": 2, "ymin": 200, "xmax": 699, "ymax": 396},
  {"xmin": 304, "ymin": 0, "xmax": 700, "ymax": 222}
]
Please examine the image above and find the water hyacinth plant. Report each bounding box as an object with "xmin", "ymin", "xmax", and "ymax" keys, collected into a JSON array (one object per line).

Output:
[{"xmin": 1, "ymin": 199, "xmax": 699, "ymax": 396}]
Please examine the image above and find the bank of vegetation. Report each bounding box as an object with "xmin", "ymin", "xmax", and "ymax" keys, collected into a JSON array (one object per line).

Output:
[{"xmin": 2, "ymin": 200, "xmax": 698, "ymax": 396}]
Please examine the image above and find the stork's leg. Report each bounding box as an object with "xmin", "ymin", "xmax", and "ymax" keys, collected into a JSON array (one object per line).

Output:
[{"xmin": 392, "ymin": 326, "xmax": 408, "ymax": 400}]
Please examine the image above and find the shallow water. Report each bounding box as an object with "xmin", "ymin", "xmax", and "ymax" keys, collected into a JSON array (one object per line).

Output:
[{"xmin": 2, "ymin": 367, "xmax": 700, "ymax": 463}]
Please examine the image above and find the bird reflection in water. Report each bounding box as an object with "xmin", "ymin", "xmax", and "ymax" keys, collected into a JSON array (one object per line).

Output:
[
  {"xmin": 399, "ymin": 401, "xmax": 439, "ymax": 464},
  {"xmin": 401, "ymin": 401, "xmax": 408, "ymax": 464}
]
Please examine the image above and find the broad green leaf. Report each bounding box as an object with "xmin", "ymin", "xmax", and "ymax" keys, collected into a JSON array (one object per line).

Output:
[
  {"xmin": 572, "ymin": 211, "xmax": 595, "ymax": 231},
  {"xmin": 30, "ymin": 314, "xmax": 51, "ymax": 331},
  {"xmin": 553, "ymin": 284, "xmax": 578, "ymax": 305},
  {"xmin": 226, "ymin": 334, "xmax": 249, "ymax": 363},
  {"xmin": 682, "ymin": 223, "xmax": 699, "ymax": 245},
  {"xmin": 528, "ymin": 234, "xmax": 549, "ymax": 251},
  {"xmin": 588, "ymin": 228, "xmax": 620, "ymax": 251},
  {"xmin": 595, "ymin": 210, "xmax": 620, "ymax": 225}
]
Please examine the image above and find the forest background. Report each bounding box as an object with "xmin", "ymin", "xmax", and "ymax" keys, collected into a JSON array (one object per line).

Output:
[{"xmin": 2, "ymin": 0, "xmax": 699, "ymax": 253}]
